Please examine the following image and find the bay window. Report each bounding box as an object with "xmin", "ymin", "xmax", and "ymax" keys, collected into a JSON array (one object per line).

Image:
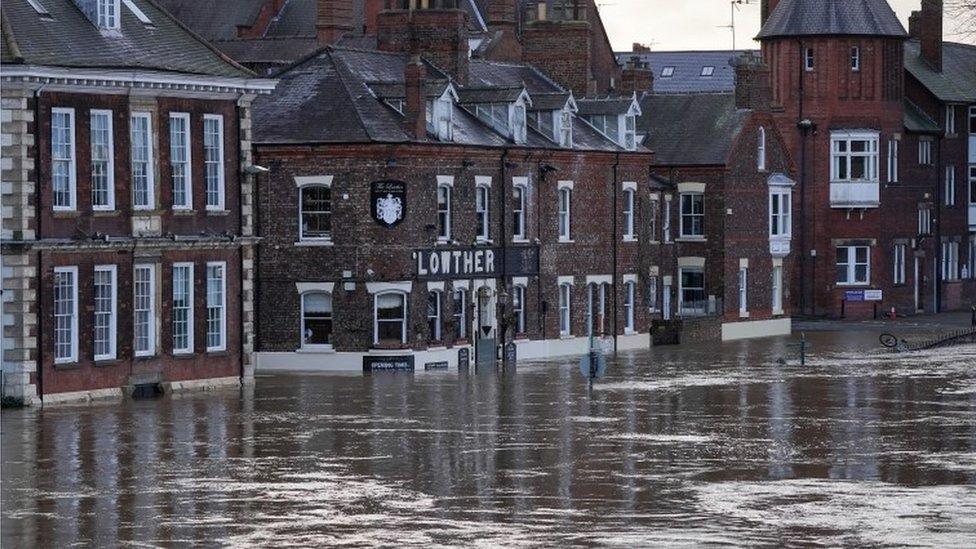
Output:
[
  {"xmin": 831, "ymin": 132, "xmax": 879, "ymax": 182},
  {"xmin": 769, "ymin": 191, "xmax": 791, "ymax": 237}
]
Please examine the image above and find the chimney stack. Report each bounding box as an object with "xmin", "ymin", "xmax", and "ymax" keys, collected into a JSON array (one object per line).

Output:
[
  {"xmin": 486, "ymin": 0, "xmax": 523, "ymax": 61},
  {"xmin": 404, "ymin": 55, "xmax": 428, "ymax": 140},
  {"xmin": 734, "ymin": 53, "xmax": 772, "ymax": 110},
  {"xmin": 619, "ymin": 56, "xmax": 653, "ymax": 95},
  {"xmin": 377, "ymin": 4, "xmax": 470, "ymax": 85},
  {"xmin": 316, "ymin": 0, "xmax": 353, "ymax": 46},
  {"xmin": 760, "ymin": 0, "xmax": 781, "ymax": 27},
  {"xmin": 910, "ymin": 0, "xmax": 943, "ymax": 72}
]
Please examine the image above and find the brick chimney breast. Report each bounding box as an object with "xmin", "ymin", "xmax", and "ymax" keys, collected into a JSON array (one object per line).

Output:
[
  {"xmin": 913, "ymin": 0, "xmax": 943, "ymax": 72},
  {"xmin": 404, "ymin": 54, "xmax": 428, "ymax": 140},
  {"xmin": 317, "ymin": 0, "xmax": 354, "ymax": 46},
  {"xmin": 377, "ymin": 5, "xmax": 470, "ymax": 85},
  {"xmin": 760, "ymin": 0, "xmax": 782, "ymax": 27}
]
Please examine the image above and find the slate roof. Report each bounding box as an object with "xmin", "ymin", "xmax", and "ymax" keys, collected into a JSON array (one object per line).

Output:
[
  {"xmin": 253, "ymin": 46, "xmax": 633, "ymax": 153},
  {"xmin": 904, "ymin": 99, "xmax": 941, "ymax": 134},
  {"xmin": 638, "ymin": 93, "xmax": 750, "ymax": 165},
  {"xmin": 904, "ymin": 40, "xmax": 976, "ymax": 103},
  {"xmin": 1, "ymin": 0, "xmax": 252, "ymax": 78},
  {"xmin": 757, "ymin": 0, "xmax": 907, "ymax": 40},
  {"xmin": 615, "ymin": 50, "xmax": 754, "ymax": 94},
  {"xmin": 577, "ymin": 97, "xmax": 636, "ymax": 116},
  {"xmin": 457, "ymin": 86, "xmax": 526, "ymax": 104}
]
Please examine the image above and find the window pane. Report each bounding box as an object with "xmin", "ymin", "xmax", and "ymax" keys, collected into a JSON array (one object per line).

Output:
[
  {"xmin": 302, "ymin": 186, "xmax": 332, "ymax": 238},
  {"xmin": 303, "ymin": 293, "xmax": 332, "ymax": 345}
]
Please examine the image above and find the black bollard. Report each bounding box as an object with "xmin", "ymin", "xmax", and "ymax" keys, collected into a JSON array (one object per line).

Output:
[{"xmin": 971, "ymin": 305, "xmax": 975, "ymax": 327}]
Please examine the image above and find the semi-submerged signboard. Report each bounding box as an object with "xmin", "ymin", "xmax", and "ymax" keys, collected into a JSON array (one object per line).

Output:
[{"xmin": 413, "ymin": 245, "xmax": 539, "ymax": 280}]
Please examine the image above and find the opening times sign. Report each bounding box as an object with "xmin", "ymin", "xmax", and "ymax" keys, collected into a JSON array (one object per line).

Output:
[{"xmin": 414, "ymin": 245, "xmax": 539, "ymax": 280}]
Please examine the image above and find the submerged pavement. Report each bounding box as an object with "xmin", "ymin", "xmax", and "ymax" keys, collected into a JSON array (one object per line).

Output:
[{"xmin": 2, "ymin": 328, "xmax": 975, "ymax": 547}]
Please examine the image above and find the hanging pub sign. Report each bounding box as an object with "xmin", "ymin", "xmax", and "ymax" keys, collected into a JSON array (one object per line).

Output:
[
  {"xmin": 371, "ymin": 180, "xmax": 407, "ymax": 228},
  {"xmin": 413, "ymin": 245, "xmax": 540, "ymax": 280}
]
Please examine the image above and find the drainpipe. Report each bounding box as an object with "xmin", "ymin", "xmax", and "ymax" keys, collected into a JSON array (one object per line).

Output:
[
  {"xmin": 34, "ymin": 86, "xmax": 45, "ymax": 403},
  {"xmin": 611, "ymin": 153, "xmax": 620, "ymax": 354},
  {"xmin": 935, "ymin": 135, "xmax": 943, "ymax": 313},
  {"xmin": 796, "ymin": 39, "xmax": 809, "ymax": 317},
  {"xmin": 237, "ymin": 99, "xmax": 246, "ymax": 385},
  {"xmin": 499, "ymin": 148, "xmax": 510, "ymax": 352}
]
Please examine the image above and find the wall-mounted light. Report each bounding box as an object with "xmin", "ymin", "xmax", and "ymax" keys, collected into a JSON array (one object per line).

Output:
[{"xmin": 243, "ymin": 164, "xmax": 270, "ymax": 175}]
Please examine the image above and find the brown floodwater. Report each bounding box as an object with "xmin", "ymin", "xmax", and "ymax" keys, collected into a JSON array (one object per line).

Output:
[{"xmin": 2, "ymin": 330, "xmax": 976, "ymax": 547}]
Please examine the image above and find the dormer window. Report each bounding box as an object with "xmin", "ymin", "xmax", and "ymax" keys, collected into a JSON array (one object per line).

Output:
[
  {"xmin": 559, "ymin": 109, "xmax": 573, "ymax": 148},
  {"xmin": 426, "ymin": 94, "xmax": 454, "ymax": 142},
  {"xmin": 512, "ymin": 104, "xmax": 526, "ymax": 144},
  {"xmin": 98, "ymin": 0, "xmax": 120, "ymax": 30},
  {"xmin": 623, "ymin": 114, "xmax": 636, "ymax": 151}
]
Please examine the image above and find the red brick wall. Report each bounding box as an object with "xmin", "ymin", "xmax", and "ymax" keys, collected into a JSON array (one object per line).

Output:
[
  {"xmin": 522, "ymin": 21, "xmax": 592, "ymax": 98},
  {"xmin": 38, "ymin": 247, "xmax": 242, "ymax": 396},
  {"xmin": 254, "ymin": 142, "xmax": 659, "ymax": 352}
]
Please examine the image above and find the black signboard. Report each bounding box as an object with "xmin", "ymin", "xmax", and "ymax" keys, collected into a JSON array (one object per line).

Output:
[
  {"xmin": 457, "ymin": 348, "xmax": 470, "ymax": 369},
  {"xmin": 424, "ymin": 361, "xmax": 449, "ymax": 371},
  {"xmin": 371, "ymin": 180, "xmax": 407, "ymax": 228},
  {"xmin": 363, "ymin": 355, "xmax": 415, "ymax": 372},
  {"xmin": 414, "ymin": 245, "xmax": 540, "ymax": 280},
  {"xmin": 503, "ymin": 342, "xmax": 517, "ymax": 368}
]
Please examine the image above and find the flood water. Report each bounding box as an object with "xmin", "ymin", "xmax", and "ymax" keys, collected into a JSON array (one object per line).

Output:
[{"xmin": 3, "ymin": 330, "xmax": 976, "ymax": 547}]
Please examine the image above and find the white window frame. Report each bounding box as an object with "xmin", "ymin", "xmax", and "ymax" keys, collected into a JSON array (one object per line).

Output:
[
  {"xmin": 130, "ymin": 112, "xmax": 155, "ymax": 210},
  {"xmin": 97, "ymin": 0, "xmax": 120, "ymax": 30},
  {"xmin": 206, "ymin": 261, "xmax": 227, "ymax": 352},
  {"xmin": 512, "ymin": 182, "xmax": 527, "ymax": 241},
  {"xmin": 661, "ymin": 66, "xmax": 675, "ymax": 78},
  {"xmin": 851, "ymin": 46, "xmax": 860, "ymax": 71},
  {"xmin": 169, "ymin": 112, "xmax": 192, "ymax": 210},
  {"xmin": 769, "ymin": 190, "xmax": 792, "ymax": 237},
  {"xmin": 663, "ymin": 196, "xmax": 672, "ymax": 242},
  {"xmin": 738, "ymin": 266, "xmax": 748, "ymax": 315},
  {"xmin": 427, "ymin": 289, "xmax": 442, "ymax": 342},
  {"xmin": 298, "ymin": 181, "xmax": 333, "ymax": 242},
  {"xmin": 53, "ymin": 266, "xmax": 79, "ymax": 364},
  {"xmin": 836, "ymin": 246, "xmax": 870, "ymax": 286},
  {"xmin": 679, "ymin": 192, "xmax": 705, "ymax": 238},
  {"xmin": 945, "ymin": 165, "xmax": 956, "ymax": 207},
  {"xmin": 51, "ymin": 107, "xmax": 77, "ymax": 211},
  {"xmin": 558, "ymin": 282, "xmax": 572, "ymax": 336},
  {"xmin": 893, "ymin": 243, "xmax": 906, "ymax": 285},
  {"xmin": 453, "ymin": 287, "xmax": 467, "ymax": 340},
  {"xmin": 558, "ymin": 186, "xmax": 572, "ymax": 242},
  {"xmin": 624, "ymin": 280, "xmax": 635, "ymax": 333},
  {"xmin": 757, "ymin": 126, "xmax": 767, "ymax": 171},
  {"xmin": 700, "ymin": 66, "xmax": 715, "ymax": 77},
  {"xmin": 93, "ymin": 264, "xmax": 117, "ymax": 361},
  {"xmin": 918, "ymin": 140, "xmax": 932, "ymax": 165},
  {"xmin": 476, "ymin": 184, "xmax": 490, "ymax": 241},
  {"xmin": 831, "ymin": 131, "xmax": 879, "ymax": 183},
  {"xmin": 374, "ymin": 291, "xmax": 408, "ymax": 345},
  {"xmin": 918, "ymin": 207, "xmax": 932, "ymax": 235},
  {"xmin": 771, "ymin": 265, "xmax": 783, "ymax": 313},
  {"xmin": 946, "ymin": 105, "xmax": 956, "ymax": 135},
  {"xmin": 887, "ymin": 139, "xmax": 899, "ymax": 183},
  {"xmin": 942, "ymin": 241, "xmax": 960, "ymax": 281},
  {"xmin": 172, "ymin": 262, "xmax": 194, "ymax": 355},
  {"xmin": 301, "ymin": 291, "xmax": 334, "ymax": 350},
  {"xmin": 134, "ymin": 264, "xmax": 156, "ymax": 357},
  {"xmin": 804, "ymin": 47, "xmax": 815, "ymax": 71},
  {"xmin": 513, "ymin": 284, "xmax": 526, "ymax": 334},
  {"xmin": 559, "ymin": 108, "xmax": 573, "ymax": 148},
  {"xmin": 622, "ymin": 187, "xmax": 636, "ymax": 240},
  {"xmin": 648, "ymin": 274, "xmax": 659, "ymax": 312},
  {"xmin": 678, "ymin": 267, "xmax": 706, "ymax": 316},
  {"xmin": 437, "ymin": 182, "xmax": 452, "ymax": 241},
  {"xmin": 203, "ymin": 114, "xmax": 225, "ymax": 211},
  {"xmin": 90, "ymin": 109, "xmax": 115, "ymax": 211},
  {"xmin": 623, "ymin": 114, "xmax": 636, "ymax": 151}
]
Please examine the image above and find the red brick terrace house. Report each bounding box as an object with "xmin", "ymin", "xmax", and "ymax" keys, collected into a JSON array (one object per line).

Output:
[
  {"xmin": 0, "ymin": 0, "xmax": 275, "ymax": 405},
  {"xmin": 638, "ymin": 56, "xmax": 797, "ymax": 341},
  {"xmin": 250, "ymin": 4, "xmax": 662, "ymax": 371}
]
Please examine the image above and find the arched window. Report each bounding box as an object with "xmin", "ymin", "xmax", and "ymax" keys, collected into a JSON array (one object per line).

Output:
[
  {"xmin": 758, "ymin": 126, "xmax": 767, "ymax": 171},
  {"xmin": 374, "ymin": 291, "xmax": 407, "ymax": 345},
  {"xmin": 300, "ymin": 185, "xmax": 332, "ymax": 241},
  {"xmin": 427, "ymin": 290, "xmax": 442, "ymax": 342},
  {"xmin": 301, "ymin": 292, "xmax": 333, "ymax": 347}
]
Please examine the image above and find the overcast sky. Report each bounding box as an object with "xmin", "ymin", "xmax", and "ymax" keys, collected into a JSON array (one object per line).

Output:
[{"xmin": 599, "ymin": 0, "xmax": 974, "ymax": 52}]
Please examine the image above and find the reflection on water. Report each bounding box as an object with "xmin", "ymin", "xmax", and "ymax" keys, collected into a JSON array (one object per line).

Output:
[{"xmin": 3, "ymin": 332, "xmax": 976, "ymax": 547}]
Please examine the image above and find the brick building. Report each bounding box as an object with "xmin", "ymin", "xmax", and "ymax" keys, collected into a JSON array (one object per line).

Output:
[
  {"xmin": 759, "ymin": 0, "xmax": 975, "ymax": 318},
  {"xmin": 0, "ymin": 0, "xmax": 275, "ymax": 405}
]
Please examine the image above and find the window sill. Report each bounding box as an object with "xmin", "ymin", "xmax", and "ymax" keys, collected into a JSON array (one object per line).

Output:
[
  {"xmin": 172, "ymin": 352, "xmax": 195, "ymax": 360},
  {"xmin": 134, "ymin": 353, "xmax": 157, "ymax": 361},
  {"xmin": 559, "ymin": 333, "xmax": 574, "ymax": 339},
  {"xmin": 772, "ymin": 309, "xmax": 785, "ymax": 316},
  {"xmin": 453, "ymin": 338, "xmax": 470, "ymax": 346},
  {"xmin": 92, "ymin": 210, "xmax": 119, "ymax": 217},
  {"xmin": 206, "ymin": 209, "xmax": 230, "ymax": 216},
  {"xmin": 426, "ymin": 345, "xmax": 447, "ymax": 351},
  {"xmin": 206, "ymin": 349, "xmax": 229, "ymax": 357},
  {"xmin": 298, "ymin": 345, "xmax": 335, "ymax": 354},
  {"xmin": 475, "ymin": 238, "xmax": 494, "ymax": 245},
  {"xmin": 132, "ymin": 209, "xmax": 158, "ymax": 215},
  {"xmin": 512, "ymin": 237, "xmax": 530, "ymax": 244},
  {"xmin": 53, "ymin": 360, "xmax": 80, "ymax": 369},
  {"xmin": 173, "ymin": 209, "xmax": 195, "ymax": 216},
  {"xmin": 739, "ymin": 311, "xmax": 750, "ymax": 319},
  {"xmin": 622, "ymin": 236, "xmax": 638, "ymax": 243},
  {"xmin": 53, "ymin": 210, "xmax": 81, "ymax": 218},
  {"xmin": 623, "ymin": 328, "xmax": 636, "ymax": 335},
  {"xmin": 676, "ymin": 236, "xmax": 706, "ymax": 243},
  {"xmin": 836, "ymin": 283, "xmax": 870, "ymax": 288},
  {"xmin": 93, "ymin": 357, "xmax": 120, "ymax": 366},
  {"xmin": 295, "ymin": 240, "xmax": 334, "ymax": 247},
  {"xmin": 435, "ymin": 238, "xmax": 452, "ymax": 245},
  {"xmin": 558, "ymin": 238, "xmax": 575, "ymax": 244},
  {"xmin": 372, "ymin": 343, "xmax": 410, "ymax": 350}
]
